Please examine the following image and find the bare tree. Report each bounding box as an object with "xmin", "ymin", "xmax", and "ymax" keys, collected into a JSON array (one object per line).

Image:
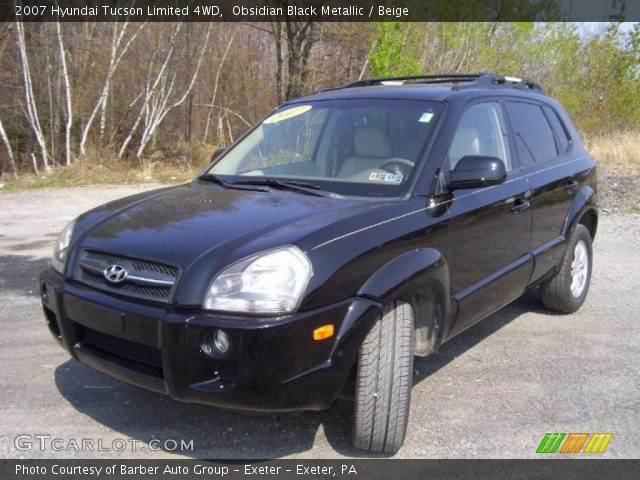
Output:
[
  {"xmin": 203, "ymin": 34, "xmax": 235, "ymax": 142},
  {"xmin": 284, "ymin": 20, "xmax": 317, "ymax": 100},
  {"xmin": 118, "ymin": 24, "xmax": 182, "ymax": 158},
  {"xmin": 256, "ymin": 18, "xmax": 317, "ymax": 101},
  {"xmin": 133, "ymin": 25, "xmax": 211, "ymax": 158},
  {"xmin": 79, "ymin": 22, "xmax": 145, "ymax": 156},
  {"xmin": 119, "ymin": 24, "xmax": 212, "ymax": 158},
  {"xmin": 16, "ymin": 21, "xmax": 50, "ymax": 171},
  {"xmin": 56, "ymin": 22, "xmax": 73, "ymax": 166},
  {"xmin": 0, "ymin": 116, "xmax": 18, "ymax": 179},
  {"xmin": 270, "ymin": 21, "xmax": 285, "ymax": 104},
  {"xmin": 45, "ymin": 45, "xmax": 56, "ymax": 165},
  {"xmin": 195, "ymin": 104, "xmax": 252, "ymax": 128}
]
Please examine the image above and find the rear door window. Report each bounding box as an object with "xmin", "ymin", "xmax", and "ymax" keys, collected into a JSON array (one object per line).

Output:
[{"xmin": 505, "ymin": 101, "xmax": 558, "ymax": 167}]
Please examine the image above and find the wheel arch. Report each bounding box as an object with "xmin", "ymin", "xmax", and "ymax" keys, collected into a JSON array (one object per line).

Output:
[
  {"xmin": 357, "ymin": 248, "xmax": 452, "ymax": 356},
  {"xmin": 562, "ymin": 185, "xmax": 598, "ymax": 240},
  {"xmin": 577, "ymin": 208, "xmax": 598, "ymax": 240}
]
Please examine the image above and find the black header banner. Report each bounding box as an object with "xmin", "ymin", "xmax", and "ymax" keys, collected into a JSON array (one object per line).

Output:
[
  {"xmin": 2, "ymin": 459, "xmax": 640, "ymax": 480},
  {"xmin": 1, "ymin": 0, "xmax": 639, "ymax": 22}
]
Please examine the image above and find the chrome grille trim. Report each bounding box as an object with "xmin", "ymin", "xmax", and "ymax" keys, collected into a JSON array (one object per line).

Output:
[
  {"xmin": 78, "ymin": 259, "xmax": 175, "ymax": 287},
  {"xmin": 74, "ymin": 250, "xmax": 178, "ymax": 303}
]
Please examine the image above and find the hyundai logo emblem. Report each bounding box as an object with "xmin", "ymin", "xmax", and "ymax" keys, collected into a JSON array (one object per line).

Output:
[{"xmin": 103, "ymin": 264, "xmax": 128, "ymax": 284}]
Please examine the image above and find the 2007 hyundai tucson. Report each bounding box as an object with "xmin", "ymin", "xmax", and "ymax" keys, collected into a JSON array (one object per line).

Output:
[{"xmin": 40, "ymin": 73, "xmax": 597, "ymax": 454}]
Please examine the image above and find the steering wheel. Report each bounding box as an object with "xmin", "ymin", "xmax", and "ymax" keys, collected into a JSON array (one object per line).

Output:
[{"xmin": 379, "ymin": 158, "xmax": 415, "ymax": 176}]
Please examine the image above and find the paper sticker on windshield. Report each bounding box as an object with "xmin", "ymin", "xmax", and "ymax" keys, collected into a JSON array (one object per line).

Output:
[
  {"xmin": 369, "ymin": 172, "xmax": 404, "ymax": 183},
  {"xmin": 264, "ymin": 105, "xmax": 312, "ymax": 124},
  {"xmin": 419, "ymin": 111, "xmax": 434, "ymax": 123}
]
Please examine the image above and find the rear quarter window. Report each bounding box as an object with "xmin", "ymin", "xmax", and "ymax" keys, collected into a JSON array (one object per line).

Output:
[
  {"xmin": 505, "ymin": 101, "xmax": 558, "ymax": 167},
  {"xmin": 543, "ymin": 105, "xmax": 571, "ymax": 154}
]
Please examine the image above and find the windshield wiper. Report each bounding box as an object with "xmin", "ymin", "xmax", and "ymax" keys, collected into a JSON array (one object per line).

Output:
[
  {"xmin": 231, "ymin": 178, "xmax": 340, "ymax": 198},
  {"xmin": 198, "ymin": 173, "xmax": 269, "ymax": 192}
]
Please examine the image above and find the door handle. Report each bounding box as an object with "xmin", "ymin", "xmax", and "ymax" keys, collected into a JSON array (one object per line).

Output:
[
  {"xmin": 510, "ymin": 198, "xmax": 530, "ymax": 215},
  {"xmin": 565, "ymin": 179, "xmax": 579, "ymax": 193}
]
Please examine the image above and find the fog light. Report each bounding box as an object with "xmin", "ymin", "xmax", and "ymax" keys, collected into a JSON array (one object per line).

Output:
[
  {"xmin": 201, "ymin": 329, "xmax": 231, "ymax": 356},
  {"xmin": 214, "ymin": 329, "xmax": 231, "ymax": 354}
]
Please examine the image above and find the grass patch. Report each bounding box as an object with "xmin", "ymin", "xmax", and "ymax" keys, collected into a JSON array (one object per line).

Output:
[
  {"xmin": 585, "ymin": 131, "xmax": 640, "ymax": 173},
  {"xmin": 0, "ymin": 143, "xmax": 215, "ymax": 192}
]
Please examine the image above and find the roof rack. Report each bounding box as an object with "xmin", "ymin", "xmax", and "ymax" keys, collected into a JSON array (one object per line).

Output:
[
  {"xmin": 343, "ymin": 74, "xmax": 481, "ymax": 88},
  {"xmin": 341, "ymin": 73, "xmax": 546, "ymax": 94}
]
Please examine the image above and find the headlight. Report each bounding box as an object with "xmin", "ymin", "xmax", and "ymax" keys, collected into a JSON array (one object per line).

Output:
[
  {"xmin": 52, "ymin": 219, "xmax": 76, "ymax": 274},
  {"xmin": 203, "ymin": 246, "xmax": 312, "ymax": 315}
]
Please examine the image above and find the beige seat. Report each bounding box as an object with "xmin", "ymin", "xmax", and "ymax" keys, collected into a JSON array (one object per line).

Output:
[{"xmin": 338, "ymin": 127, "xmax": 392, "ymax": 178}]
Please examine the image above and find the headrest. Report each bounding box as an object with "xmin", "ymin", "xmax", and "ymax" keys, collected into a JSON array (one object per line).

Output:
[{"xmin": 354, "ymin": 127, "xmax": 392, "ymax": 158}]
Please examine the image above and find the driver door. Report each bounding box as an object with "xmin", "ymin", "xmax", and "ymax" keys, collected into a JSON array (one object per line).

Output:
[{"xmin": 445, "ymin": 101, "xmax": 533, "ymax": 335}]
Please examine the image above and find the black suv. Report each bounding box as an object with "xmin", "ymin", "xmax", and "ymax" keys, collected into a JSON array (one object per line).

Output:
[{"xmin": 40, "ymin": 73, "xmax": 597, "ymax": 454}]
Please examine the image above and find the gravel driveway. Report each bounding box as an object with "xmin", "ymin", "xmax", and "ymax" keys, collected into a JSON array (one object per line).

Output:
[{"xmin": 0, "ymin": 184, "xmax": 638, "ymax": 459}]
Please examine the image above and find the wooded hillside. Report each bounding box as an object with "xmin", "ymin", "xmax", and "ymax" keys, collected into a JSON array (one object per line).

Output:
[{"xmin": 1, "ymin": 22, "xmax": 639, "ymax": 179}]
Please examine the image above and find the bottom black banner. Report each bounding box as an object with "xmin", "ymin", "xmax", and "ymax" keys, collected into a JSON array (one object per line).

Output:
[{"xmin": 1, "ymin": 459, "xmax": 639, "ymax": 480}]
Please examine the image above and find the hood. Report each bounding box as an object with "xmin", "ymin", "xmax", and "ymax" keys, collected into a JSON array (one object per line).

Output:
[{"xmin": 77, "ymin": 181, "xmax": 386, "ymax": 275}]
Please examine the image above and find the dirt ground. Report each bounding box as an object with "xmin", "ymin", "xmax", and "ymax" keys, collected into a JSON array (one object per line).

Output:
[
  {"xmin": 596, "ymin": 168, "xmax": 640, "ymax": 213},
  {"xmin": 0, "ymin": 183, "xmax": 638, "ymax": 459}
]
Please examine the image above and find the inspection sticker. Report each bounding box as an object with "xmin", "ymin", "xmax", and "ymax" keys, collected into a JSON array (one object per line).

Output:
[
  {"xmin": 369, "ymin": 172, "xmax": 404, "ymax": 183},
  {"xmin": 263, "ymin": 105, "xmax": 312, "ymax": 124}
]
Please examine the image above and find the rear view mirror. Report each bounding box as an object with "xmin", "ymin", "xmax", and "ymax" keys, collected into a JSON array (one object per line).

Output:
[
  {"xmin": 449, "ymin": 155, "xmax": 507, "ymax": 190},
  {"xmin": 210, "ymin": 148, "xmax": 227, "ymax": 163}
]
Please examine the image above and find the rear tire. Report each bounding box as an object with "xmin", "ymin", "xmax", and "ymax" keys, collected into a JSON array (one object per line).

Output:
[
  {"xmin": 540, "ymin": 224, "xmax": 593, "ymax": 313},
  {"xmin": 352, "ymin": 301, "xmax": 414, "ymax": 454}
]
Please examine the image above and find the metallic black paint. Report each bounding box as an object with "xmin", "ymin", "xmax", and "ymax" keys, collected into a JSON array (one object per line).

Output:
[{"xmin": 40, "ymin": 83, "xmax": 598, "ymax": 412}]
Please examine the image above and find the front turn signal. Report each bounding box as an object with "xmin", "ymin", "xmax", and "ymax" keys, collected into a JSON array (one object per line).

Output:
[{"xmin": 313, "ymin": 324, "xmax": 334, "ymax": 341}]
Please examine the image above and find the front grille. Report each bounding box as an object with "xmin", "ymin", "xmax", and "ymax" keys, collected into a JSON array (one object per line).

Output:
[
  {"xmin": 85, "ymin": 251, "xmax": 177, "ymax": 277},
  {"xmin": 81, "ymin": 325, "xmax": 163, "ymax": 372},
  {"xmin": 74, "ymin": 250, "xmax": 178, "ymax": 303},
  {"xmin": 80, "ymin": 271, "xmax": 172, "ymax": 299}
]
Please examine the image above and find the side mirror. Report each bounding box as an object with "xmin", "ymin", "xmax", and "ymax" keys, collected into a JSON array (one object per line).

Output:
[
  {"xmin": 449, "ymin": 155, "xmax": 507, "ymax": 190},
  {"xmin": 210, "ymin": 148, "xmax": 226, "ymax": 163}
]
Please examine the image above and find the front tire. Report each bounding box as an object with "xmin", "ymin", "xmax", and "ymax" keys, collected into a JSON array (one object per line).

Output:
[
  {"xmin": 540, "ymin": 224, "xmax": 593, "ymax": 313},
  {"xmin": 352, "ymin": 301, "xmax": 414, "ymax": 454}
]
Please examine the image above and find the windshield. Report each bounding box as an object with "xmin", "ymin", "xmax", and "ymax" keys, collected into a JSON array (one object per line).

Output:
[{"xmin": 207, "ymin": 99, "xmax": 444, "ymax": 197}]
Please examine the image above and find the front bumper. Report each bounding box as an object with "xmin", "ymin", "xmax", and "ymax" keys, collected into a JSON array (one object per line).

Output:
[{"xmin": 40, "ymin": 268, "xmax": 381, "ymax": 412}]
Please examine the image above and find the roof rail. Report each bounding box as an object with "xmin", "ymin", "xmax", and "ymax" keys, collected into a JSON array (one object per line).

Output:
[
  {"xmin": 341, "ymin": 73, "xmax": 546, "ymax": 94},
  {"xmin": 343, "ymin": 74, "xmax": 482, "ymax": 88},
  {"xmin": 462, "ymin": 73, "xmax": 546, "ymax": 93}
]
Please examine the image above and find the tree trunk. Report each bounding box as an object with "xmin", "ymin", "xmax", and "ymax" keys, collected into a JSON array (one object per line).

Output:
[
  {"xmin": 132, "ymin": 24, "xmax": 211, "ymax": 159},
  {"xmin": 79, "ymin": 22, "xmax": 145, "ymax": 156},
  {"xmin": 46, "ymin": 49, "xmax": 56, "ymax": 166},
  {"xmin": 30, "ymin": 153, "xmax": 39, "ymax": 174},
  {"xmin": 119, "ymin": 24, "xmax": 182, "ymax": 159},
  {"xmin": 271, "ymin": 21, "xmax": 284, "ymax": 104},
  {"xmin": 185, "ymin": 93, "xmax": 193, "ymax": 142},
  {"xmin": 16, "ymin": 21, "xmax": 50, "ymax": 171},
  {"xmin": 284, "ymin": 20, "xmax": 316, "ymax": 100},
  {"xmin": 203, "ymin": 34, "xmax": 234, "ymax": 143},
  {"xmin": 0, "ymin": 116, "xmax": 18, "ymax": 179},
  {"xmin": 56, "ymin": 22, "xmax": 73, "ymax": 167}
]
